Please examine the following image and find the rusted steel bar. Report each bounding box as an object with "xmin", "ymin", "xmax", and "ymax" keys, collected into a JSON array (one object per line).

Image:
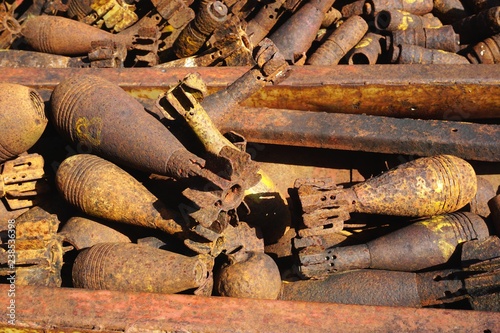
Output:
[
  {"xmin": 2, "ymin": 285, "xmax": 499, "ymax": 332},
  {"xmin": 0, "ymin": 66, "xmax": 499, "ymax": 119},
  {"xmin": 219, "ymin": 107, "xmax": 500, "ymax": 162}
]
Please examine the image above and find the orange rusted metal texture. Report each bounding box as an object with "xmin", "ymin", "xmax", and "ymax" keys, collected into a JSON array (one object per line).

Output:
[
  {"xmin": 1, "ymin": 284, "xmax": 500, "ymax": 332},
  {"xmin": 0, "ymin": 66, "xmax": 499, "ymax": 119},
  {"xmin": 219, "ymin": 108, "xmax": 500, "ymax": 162}
]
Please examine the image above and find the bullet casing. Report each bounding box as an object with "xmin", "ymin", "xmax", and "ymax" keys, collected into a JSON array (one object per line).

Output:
[{"xmin": 72, "ymin": 242, "xmax": 210, "ymax": 294}]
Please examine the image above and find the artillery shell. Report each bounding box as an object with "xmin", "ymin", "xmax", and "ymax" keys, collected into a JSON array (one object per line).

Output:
[
  {"xmin": 466, "ymin": 33, "xmax": 500, "ymax": 63},
  {"xmin": 21, "ymin": 15, "xmax": 133, "ymax": 56},
  {"xmin": 363, "ymin": 0, "xmax": 434, "ymax": 16},
  {"xmin": 269, "ymin": 0, "xmax": 336, "ymax": 61},
  {"xmin": 391, "ymin": 43, "xmax": 470, "ymax": 63},
  {"xmin": 56, "ymin": 154, "xmax": 184, "ymax": 236},
  {"xmin": 0, "ymin": 83, "xmax": 47, "ymax": 163},
  {"xmin": 432, "ymin": 0, "xmax": 469, "ymax": 23},
  {"xmin": 390, "ymin": 25, "xmax": 461, "ymax": 52},
  {"xmin": 467, "ymin": 176, "xmax": 496, "ymax": 217},
  {"xmin": 452, "ymin": 6, "xmax": 500, "ymax": 44},
  {"xmin": 347, "ymin": 32, "xmax": 385, "ymax": 64},
  {"xmin": 375, "ymin": 10, "xmax": 443, "ymax": 31},
  {"xmin": 321, "ymin": 7, "xmax": 342, "ymax": 28},
  {"xmin": 216, "ymin": 252, "xmax": 282, "ymax": 299},
  {"xmin": 61, "ymin": 216, "xmax": 132, "ymax": 250},
  {"xmin": 342, "ymin": 0, "xmax": 366, "ymax": 17},
  {"xmin": 307, "ymin": 15, "xmax": 369, "ymax": 65},
  {"xmin": 73, "ymin": 242, "xmax": 210, "ymax": 294}
]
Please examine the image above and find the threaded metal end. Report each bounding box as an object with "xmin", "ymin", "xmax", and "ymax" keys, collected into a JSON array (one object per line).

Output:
[
  {"xmin": 57, "ymin": 154, "xmax": 110, "ymax": 213},
  {"xmin": 51, "ymin": 75, "xmax": 97, "ymax": 143},
  {"xmin": 443, "ymin": 211, "xmax": 488, "ymax": 243},
  {"xmin": 73, "ymin": 242, "xmax": 117, "ymax": 290}
]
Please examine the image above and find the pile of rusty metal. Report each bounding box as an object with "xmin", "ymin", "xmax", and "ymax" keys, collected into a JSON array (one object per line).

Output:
[
  {"xmin": 1, "ymin": 0, "xmax": 500, "ymax": 66},
  {"xmin": 1, "ymin": 0, "xmax": 500, "ymax": 331}
]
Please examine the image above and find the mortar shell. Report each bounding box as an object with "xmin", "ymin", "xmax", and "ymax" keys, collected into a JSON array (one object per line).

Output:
[
  {"xmin": 56, "ymin": 154, "xmax": 184, "ymax": 236},
  {"xmin": 72, "ymin": 242, "xmax": 209, "ymax": 294},
  {"xmin": 50, "ymin": 74, "xmax": 202, "ymax": 178},
  {"xmin": 61, "ymin": 216, "xmax": 132, "ymax": 250},
  {"xmin": 22, "ymin": 15, "xmax": 132, "ymax": 56},
  {"xmin": 392, "ymin": 43, "xmax": 469, "ymax": 64},
  {"xmin": 467, "ymin": 34, "xmax": 500, "ymax": 63},
  {"xmin": 349, "ymin": 155, "xmax": 477, "ymax": 217},
  {"xmin": 0, "ymin": 83, "xmax": 47, "ymax": 162}
]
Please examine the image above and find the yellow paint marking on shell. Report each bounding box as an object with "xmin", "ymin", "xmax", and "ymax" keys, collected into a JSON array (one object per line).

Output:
[
  {"xmin": 355, "ymin": 37, "xmax": 372, "ymax": 49},
  {"xmin": 418, "ymin": 216, "xmax": 467, "ymax": 259},
  {"xmin": 397, "ymin": 15, "xmax": 413, "ymax": 30},
  {"xmin": 75, "ymin": 117, "xmax": 103, "ymax": 146},
  {"xmin": 246, "ymin": 170, "xmax": 277, "ymax": 194}
]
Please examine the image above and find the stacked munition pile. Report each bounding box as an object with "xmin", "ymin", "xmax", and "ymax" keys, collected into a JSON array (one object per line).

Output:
[{"xmin": 0, "ymin": 0, "xmax": 500, "ymax": 331}]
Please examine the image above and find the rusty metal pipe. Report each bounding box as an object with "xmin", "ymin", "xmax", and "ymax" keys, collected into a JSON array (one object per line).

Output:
[
  {"xmin": 2, "ymin": 285, "xmax": 500, "ymax": 332},
  {"xmin": 0, "ymin": 50, "xmax": 89, "ymax": 68},
  {"xmin": 374, "ymin": 10, "xmax": 442, "ymax": 31},
  {"xmin": 219, "ymin": 107, "xmax": 500, "ymax": 162},
  {"xmin": 363, "ymin": 0, "xmax": 434, "ymax": 16},
  {"xmin": 391, "ymin": 43, "xmax": 470, "ymax": 64},
  {"xmin": 1, "ymin": 66, "xmax": 499, "ymax": 119},
  {"xmin": 246, "ymin": 0, "xmax": 287, "ymax": 46},
  {"xmin": 347, "ymin": 33, "xmax": 385, "ymax": 64},
  {"xmin": 389, "ymin": 25, "xmax": 461, "ymax": 52},
  {"xmin": 452, "ymin": 6, "xmax": 500, "ymax": 44}
]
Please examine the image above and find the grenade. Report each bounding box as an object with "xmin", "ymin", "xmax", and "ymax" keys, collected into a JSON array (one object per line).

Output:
[
  {"xmin": 21, "ymin": 15, "xmax": 134, "ymax": 56},
  {"xmin": 269, "ymin": 0, "xmax": 336, "ymax": 61},
  {"xmin": 56, "ymin": 154, "xmax": 185, "ymax": 237},
  {"xmin": 432, "ymin": 0, "xmax": 469, "ymax": 23},
  {"xmin": 389, "ymin": 25, "xmax": 461, "ymax": 52},
  {"xmin": 246, "ymin": 0, "xmax": 287, "ymax": 46},
  {"xmin": 306, "ymin": 15, "xmax": 369, "ymax": 65},
  {"xmin": 280, "ymin": 269, "xmax": 465, "ymax": 307},
  {"xmin": 173, "ymin": 0, "xmax": 228, "ymax": 58},
  {"xmin": 363, "ymin": 0, "xmax": 434, "ymax": 16},
  {"xmin": 391, "ymin": 43, "xmax": 470, "ymax": 64},
  {"xmin": 295, "ymin": 155, "xmax": 477, "ymax": 231},
  {"xmin": 0, "ymin": 84, "xmax": 47, "ymax": 163},
  {"xmin": 297, "ymin": 212, "xmax": 489, "ymax": 278},
  {"xmin": 374, "ymin": 10, "xmax": 443, "ymax": 31},
  {"xmin": 61, "ymin": 216, "xmax": 132, "ymax": 250},
  {"xmin": 452, "ymin": 6, "xmax": 500, "ymax": 44},
  {"xmin": 216, "ymin": 252, "xmax": 282, "ymax": 299},
  {"xmin": 72, "ymin": 242, "xmax": 212, "ymax": 294},
  {"xmin": 466, "ymin": 34, "xmax": 500, "ymax": 63},
  {"xmin": 346, "ymin": 32, "xmax": 385, "ymax": 64}
]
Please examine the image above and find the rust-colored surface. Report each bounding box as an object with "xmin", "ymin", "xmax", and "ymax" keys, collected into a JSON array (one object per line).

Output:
[
  {"xmin": 0, "ymin": 50, "xmax": 89, "ymax": 68},
  {"xmin": 453, "ymin": 6, "xmax": 500, "ymax": 44},
  {"xmin": 489, "ymin": 194, "xmax": 500, "ymax": 235},
  {"xmin": 306, "ymin": 15, "xmax": 368, "ymax": 66},
  {"xmin": 392, "ymin": 43, "xmax": 470, "ymax": 64},
  {"xmin": 246, "ymin": 0, "xmax": 286, "ymax": 46},
  {"xmin": 389, "ymin": 25, "xmax": 461, "ymax": 52},
  {"xmin": 72, "ymin": 242, "xmax": 211, "ymax": 294},
  {"xmin": 432, "ymin": 0, "xmax": 469, "ymax": 23},
  {"xmin": 216, "ymin": 252, "xmax": 282, "ymax": 299},
  {"xmin": 297, "ymin": 212, "xmax": 490, "ymax": 278},
  {"xmin": 469, "ymin": 176, "xmax": 496, "ymax": 217},
  {"xmin": 467, "ymin": 34, "xmax": 500, "ymax": 64},
  {"xmin": 220, "ymin": 108, "xmax": 500, "ymax": 161},
  {"xmin": 364, "ymin": 0, "xmax": 434, "ymax": 15},
  {"xmin": 3, "ymin": 284, "xmax": 500, "ymax": 332},
  {"xmin": 0, "ymin": 83, "xmax": 47, "ymax": 163},
  {"xmin": 347, "ymin": 32, "xmax": 384, "ymax": 64},
  {"xmin": 1, "ymin": 65, "xmax": 498, "ymax": 119},
  {"xmin": 375, "ymin": 10, "xmax": 442, "ymax": 31}
]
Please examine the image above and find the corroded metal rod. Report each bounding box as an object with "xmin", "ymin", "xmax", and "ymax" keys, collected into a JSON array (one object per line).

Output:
[
  {"xmin": 219, "ymin": 107, "xmax": 500, "ymax": 162},
  {"xmin": 1, "ymin": 285, "xmax": 499, "ymax": 332},
  {"xmin": 1, "ymin": 66, "xmax": 498, "ymax": 120}
]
